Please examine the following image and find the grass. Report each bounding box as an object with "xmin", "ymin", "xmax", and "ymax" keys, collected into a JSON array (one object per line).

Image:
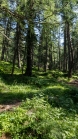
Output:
[{"xmin": 0, "ymin": 61, "xmax": 78, "ymax": 138}]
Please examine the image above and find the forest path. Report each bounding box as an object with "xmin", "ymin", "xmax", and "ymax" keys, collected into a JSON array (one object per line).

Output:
[
  {"xmin": 0, "ymin": 79, "xmax": 78, "ymax": 139},
  {"xmin": 0, "ymin": 80, "xmax": 78, "ymax": 113},
  {"xmin": 68, "ymin": 79, "xmax": 78, "ymax": 87},
  {"xmin": 0, "ymin": 102, "xmax": 21, "ymax": 113}
]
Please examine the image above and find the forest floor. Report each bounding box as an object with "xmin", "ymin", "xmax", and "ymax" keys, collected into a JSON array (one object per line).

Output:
[
  {"xmin": 0, "ymin": 79, "xmax": 78, "ymax": 139},
  {"xmin": 0, "ymin": 133, "xmax": 11, "ymax": 139},
  {"xmin": 0, "ymin": 102, "xmax": 21, "ymax": 113},
  {"xmin": 68, "ymin": 79, "xmax": 78, "ymax": 87},
  {"xmin": 0, "ymin": 62, "xmax": 78, "ymax": 139},
  {"xmin": 0, "ymin": 79, "xmax": 78, "ymax": 113}
]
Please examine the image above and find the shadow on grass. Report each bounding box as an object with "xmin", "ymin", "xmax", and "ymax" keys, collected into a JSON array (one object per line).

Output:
[
  {"xmin": 0, "ymin": 85, "xmax": 78, "ymax": 113},
  {"xmin": 0, "ymin": 91, "xmax": 38, "ymax": 105},
  {"xmin": 0, "ymin": 72, "xmax": 78, "ymax": 114},
  {"xmin": 0, "ymin": 72, "xmax": 56, "ymax": 87},
  {"xmin": 0, "ymin": 73, "xmax": 31, "ymax": 85},
  {"xmin": 43, "ymin": 86, "xmax": 78, "ymax": 113}
]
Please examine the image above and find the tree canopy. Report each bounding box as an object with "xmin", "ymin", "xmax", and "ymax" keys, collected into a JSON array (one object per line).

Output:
[{"xmin": 0, "ymin": 0, "xmax": 78, "ymax": 77}]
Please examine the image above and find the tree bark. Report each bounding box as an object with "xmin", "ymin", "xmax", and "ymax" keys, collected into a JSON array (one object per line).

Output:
[
  {"xmin": 25, "ymin": 26, "xmax": 33, "ymax": 76},
  {"xmin": 44, "ymin": 38, "xmax": 48, "ymax": 72},
  {"xmin": 67, "ymin": 22, "xmax": 72, "ymax": 78},
  {"xmin": 63, "ymin": 22, "xmax": 67, "ymax": 72}
]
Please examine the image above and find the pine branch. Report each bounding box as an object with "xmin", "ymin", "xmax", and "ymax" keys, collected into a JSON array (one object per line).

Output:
[
  {"xmin": 0, "ymin": 26, "xmax": 12, "ymax": 41},
  {"xmin": 0, "ymin": 4, "xmax": 25, "ymax": 20},
  {"xmin": 0, "ymin": 30, "xmax": 12, "ymax": 41}
]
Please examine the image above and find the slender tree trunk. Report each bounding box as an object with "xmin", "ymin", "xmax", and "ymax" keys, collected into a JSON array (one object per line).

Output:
[
  {"xmin": 63, "ymin": 22, "xmax": 67, "ymax": 72},
  {"xmin": 5, "ymin": 19, "xmax": 11, "ymax": 61},
  {"xmin": 67, "ymin": 22, "xmax": 72, "ymax": 78},
  {"xmin": 38, "ymin": 43, "xmax": 41, "ymax": 71},
  {"xmin": 16, "ymin": 23, "xmax": 21, "ymax": 68},
  {"xmin": 76, "ymin": 48, "xmax": 78, "ymax": 69},
  {"xmin": 22, "ymin": 43, "xmax": 27, "ymax": 74},
  {"xmin": 11, "ymin": 48, "xmax": 17, "ymax": 75},
  {"xmin": 12, "ymin": 22, "xmax": 21, "ymax": 74},
  {"xmin": 44, "ymin": 39, "xmax": 48, "ymax": 72},
  {"xmin": 1, "ymin": 18, "xmax": 11, "ymax": 61},
  {"xmin": 25, "ymin": 26, "xmax": 33, "ymax": 76},
  {"xmin": 1, "ymin": 35, "xmax": 6, "ymax": 60},
  {"xmin": 49, "ymin": 43, "xmax": 53, "ymax": 70},
  {"xmin": 58, "ymin": 28, "xmax": 61, "ymax": 70}
]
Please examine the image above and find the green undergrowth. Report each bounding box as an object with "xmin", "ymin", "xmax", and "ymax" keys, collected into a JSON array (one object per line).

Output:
[
  {"xmin": 0, "ymin": 61, "xmax": 78, "ymax": 138},
  {"xmin": 0, "ymin": 98, "xmax": 78, "ymax": 139}
]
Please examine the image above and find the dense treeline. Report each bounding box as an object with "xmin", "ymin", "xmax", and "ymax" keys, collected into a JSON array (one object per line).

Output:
[{"xmin": 0, "ymin": 0, "xmax": 78, "ymax": 77}]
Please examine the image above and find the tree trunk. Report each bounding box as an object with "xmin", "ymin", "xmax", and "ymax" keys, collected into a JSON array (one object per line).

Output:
[
  {"xmin": 12, "ymin": 22, "xmax": 21, "ymax": 74},
  {"xmin": 67, "ymin": 22, "xmax": 72, "ymax": 78},
  {"xmin": 1, "ymin": 18, "xmax": 11, "ymax": 61},
  {"xmin": 16, "ymin": 23, "xmax": 21, "ymax": 68},
  {"xmin": 49, "ymin": 44, "xmax": 53, "ymax": 70},
  {"xmin": 58, "ymin": 28, "xmax": 61, "ymax": 70},
  {"xmin": 11, "ymin": 48, "xmax": 17, "ymax": 75},
  {"xmin": 1, "ymin": 36, "xmax": 6, "ymax": 61},
  {"xmin": 43, "ymin": 39, "xmax": 48, "ymax": 72},
  {"xmin": 63, "ymin": 22, "xmax": 67, "ymax": 72},
  {"xmin": 25, "ymin": 26, "xmax": 33, "ymax": 76}
]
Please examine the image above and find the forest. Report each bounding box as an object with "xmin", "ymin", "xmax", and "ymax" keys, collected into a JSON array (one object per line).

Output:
[{"xmin": 0, "ymin": 0, "xmax": 78, "ymax": 139}]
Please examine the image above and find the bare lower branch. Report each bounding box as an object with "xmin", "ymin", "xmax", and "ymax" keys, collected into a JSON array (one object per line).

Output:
[{"xmin": 0, "ymin": 30, "xmax": 12, "ymax": 41}]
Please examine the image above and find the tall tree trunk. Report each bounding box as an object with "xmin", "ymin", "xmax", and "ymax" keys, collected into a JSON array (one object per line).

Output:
[
  {"xmin": 63, "ymin": 22, "xmax": 67, "ymax": 72},
  {"xmin": 49, "ymin": 43, "xmax": 53, "ymax": 70},
  {"xmin": 11, "ymin": 48, "xmax": 17, "ymax": 75},
  {"xmin": 1, "ymin": 18, "xmax": 11, "ymax": 61},
  {"xmin": 25, "ymin": 0, "xmax": 35, "ymax": 76},
  {"xmin": 12, "ymin": 22, "xmax": 21, "ymax": 74},
  {"xmin": 58, "ymin": 28, "xmax": 61, "ymax": 70},
  {"xmin": 16, "ymin": 23, "xmax": 21, "ymax": 68},
  {"xmin": 25, "ymin": 26, "xmax": 33, "ymax": 76},
  {"xmin": 67, "ymin": 22, "xmax": 72, "ymax": 78},
  {"xmin": 1, "ymin": 34, "xmax": 6, "ymax": 61},
  {"xmin": 44, "ymin": 39, "xmax": 48, "ymax": 72},
  {"xmin": 38, "ymin": 43, "xmax": 41, "ymax": 71}
]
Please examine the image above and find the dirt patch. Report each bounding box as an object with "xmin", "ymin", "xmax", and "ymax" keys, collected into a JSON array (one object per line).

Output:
[
  {"xmin": 0, "ymin": 102, "xmax": 21, "ymax": 113},
  {"xmin": 68, "ymin": 79, "xmax": 78, "ymax": 87},
  {"xmin": 0, "ymin": 133, "xmax": 11, "ymax": 139},
  {"xmin": 0, "ymin": 102, "xmax": 21, "ymax": 139}
]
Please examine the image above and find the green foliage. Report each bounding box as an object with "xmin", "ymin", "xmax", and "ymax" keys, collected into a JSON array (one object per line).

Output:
[
  {"xmin": 0, "ymin": 62, "xmax": 78, "ymax": 138},
  {"xmin": 0, "ymin": 97, "xmax": 78, "ymax": 139}
]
